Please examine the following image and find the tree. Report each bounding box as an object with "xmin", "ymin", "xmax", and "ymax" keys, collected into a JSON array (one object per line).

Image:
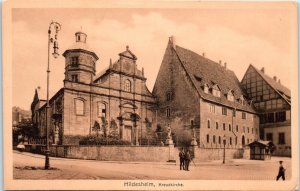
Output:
[
  {"xmin": 101, "ymin": 117, "xmax": 108, "ymax": 138},
  {"xmin": 108, "ymin": 119, "xmax": 119, "ymax": 139},
  {"xmin": 176, "ymin": 130, "xmax": 192, "ymax": 147},
  {"xmin": 92, "ymin": 121, "xmax": 101, "ymax": 137}
]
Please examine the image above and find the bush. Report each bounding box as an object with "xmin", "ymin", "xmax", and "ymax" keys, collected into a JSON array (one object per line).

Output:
[
  {"xmin": 63, "ymin": 135, "xmax": 86, "ymax": 145},
  {"xmin": 79, "ymin": 135, "xmax": 131, "ymax": 146},
  {"xmin": 140, "ymin": 138, "xmax": 158, "ymax": 146}
]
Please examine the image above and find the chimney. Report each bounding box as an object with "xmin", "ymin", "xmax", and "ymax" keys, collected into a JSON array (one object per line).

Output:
[
  {"xmin": 261, "ymin": 67, "xmax": 265, "ymax": 73},
  {"xmin": 224, "ymin": 62, "xmax": 227, "ymax": 69},
  {"xmin": 219, "ymin": 60, "xmax": 222, "ymax": 65},
  {"xmin": 278, "ymin": 79, "xmax": 281, "ymax": 84},
  {"xmin": 169, "ymin": 36, "xmax": 176, "ymax": 50},
  {"xmin": 273, "ymin": 76, "xmax": 277, "ymax": 82},
  {"xmin": 202, "ymin": 52, "xmax": 205, "ymax": 57}
]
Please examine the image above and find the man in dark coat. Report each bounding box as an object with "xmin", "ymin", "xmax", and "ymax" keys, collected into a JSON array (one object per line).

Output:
[
  {"xmin": 276, "ymin": 161, "xmax": 286, "ymax": 181},
  {"xmin": 184, "ymin": 149, "xmax": 191, "ymax": 171},
  {"xmin": 179, "ymin": 148, "xmax": 185, "ymax": 170}
]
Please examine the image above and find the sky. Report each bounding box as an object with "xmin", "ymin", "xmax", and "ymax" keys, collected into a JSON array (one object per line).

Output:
[{"xmin": 12, "ymin": 4, "xmax": 297, "ymax": 110}]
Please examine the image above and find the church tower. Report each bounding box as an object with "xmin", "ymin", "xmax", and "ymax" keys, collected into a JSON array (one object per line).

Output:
[{"xmin": 62, "ymin": 31, "xmax": 99, "ymax": 84}]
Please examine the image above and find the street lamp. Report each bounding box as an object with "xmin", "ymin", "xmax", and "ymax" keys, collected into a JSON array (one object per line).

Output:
[
  {"xmin": 222, "ymin": 135, "xmax": 226, "ymax": 164},
  {"xmin": 45, "ymin": 21, "xmax": 61, "ymax": 170}
]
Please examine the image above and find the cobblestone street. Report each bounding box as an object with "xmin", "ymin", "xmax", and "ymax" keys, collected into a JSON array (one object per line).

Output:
[{"xmin": 13, "ymin": 151, "xmax": 291, "ymax": 180}]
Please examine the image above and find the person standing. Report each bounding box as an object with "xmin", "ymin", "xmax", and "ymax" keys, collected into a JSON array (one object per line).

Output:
[
  {"xmin": 276, "ymin": 161, "xmax": 286, "ymax": 181},
  {"xmin": 179, "ymin": 148, "xmax": 185, "ymax": 170},
  {"xmin": 184, "ymin": 149, "xmax": 191, "ymax": 171}
]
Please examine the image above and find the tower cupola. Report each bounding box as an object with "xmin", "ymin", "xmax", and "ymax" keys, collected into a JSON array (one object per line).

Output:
[
  {"xmin": 63, "ymin": 30, "xmax": 99, "ymax": 84},
  {"xmin": 75, "ymin": 31, "xmax": 87, "ymax": 43}
]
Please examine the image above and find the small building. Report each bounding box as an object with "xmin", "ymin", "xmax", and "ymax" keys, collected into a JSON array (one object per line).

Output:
[{"xmin": 248, "ymin": 140, "xmax": 272, "ymax": 160}]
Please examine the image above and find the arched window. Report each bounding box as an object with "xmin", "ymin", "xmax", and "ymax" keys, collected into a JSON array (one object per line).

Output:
[
  {"xmin": 218, "ymin": 136, "xmax": 221, "ymax": 144},
  {"xmin": 207, "ymin": 120, "xmax": 210, "ymax": 128},
  {"xmin": 97, "ymin": 102, "xmax": 106, "ymax": 118},
  {"xmin": 235, "ymin": 137, "xmax": 238, "ymax": 145},
  {"xmin": 223, "ymin": 123, "xmax": 226, "ymax": 131},
  {"xmin": 213, "ymin": 135, "xmax": 216, "ymax": 143},
  {"xmin": 229, "ymin": 124, "xmax": 231, "ymax": 131},
  {"xmin": 230, "ymin": 137, "xmax": 232, "ymax": 145},
  {"xmin": 236, "ymin": 125, "xmax": 239, "ymax": 132},
  {"xmin": 75, "ymin": 99, "xmax": 84, "ymax": 115},
  {"xmin": 216, "ymin": 122, "xmax": 218, "ymax": 130},
  {"xmin": 124, "ymin": 79, "xmax": 131, "ymax": 92},
  {"xmin": 206, "ymin": 134, "xmax": 209, "ymax": 143}
]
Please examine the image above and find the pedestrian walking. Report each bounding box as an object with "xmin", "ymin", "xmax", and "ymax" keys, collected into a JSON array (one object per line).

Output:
[
  {"xmin": 179, "ymin": 148, "xmax": 185, "ymax": 170},
  {"xmin": 184, "ymin": 149, "xmax": 191, "ymax": 171},
  {"xmin": 276, "ymin": 161, "xmax": 286, "ymax": 181}
]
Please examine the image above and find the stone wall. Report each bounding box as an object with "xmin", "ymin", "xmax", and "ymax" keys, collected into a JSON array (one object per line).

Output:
[
  {"xmin": 192, "ymin": 147, "xmax": 250, "ymax": 162},
  {"xmin": 152, "ymin": 41, "xmax": 201, "ymax": 143},
  {"xmin": 24, "ymin": 144, "xmax": 250, "ymax": 162},
  {"xmin": 49, "ymin": 145, "xmax": 175, "ymax": 162}
]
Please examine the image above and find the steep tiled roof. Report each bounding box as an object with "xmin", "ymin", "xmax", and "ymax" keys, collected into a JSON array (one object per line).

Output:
[
  {"xmin": 174, "ymin": 45, "xmax": 256, "ymax": 113},
  {"xmin": 250, "ymin": 65, "xmax": 291, "ymax": 104}
]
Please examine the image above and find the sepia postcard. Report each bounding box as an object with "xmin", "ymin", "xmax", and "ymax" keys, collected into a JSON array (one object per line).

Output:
[{"xmin": 3, "ymin": 0, "xmax": 299, "ymax": 190}]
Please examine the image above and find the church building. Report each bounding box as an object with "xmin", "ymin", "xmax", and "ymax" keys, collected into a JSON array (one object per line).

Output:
[{"xmin": 31, "ymin": 31, "xmax": 156, "ymax": 145}]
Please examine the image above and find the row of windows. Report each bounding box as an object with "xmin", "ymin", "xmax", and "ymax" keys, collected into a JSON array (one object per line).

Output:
[
  {"xmin": 206, "ymin": 135, "xmax": 253, "ymax": 145},
  {"xmin": 253, "ymin": 99, "xmax": 288, "ymax": 110},
  {"xmin": 209, "ymin": 104, "xmax": 248, "ymax": 120},
  {"xmin": 260, "ymin": 111, "xmax": 288, "ymax": 124},
  {"xmin": 207, "ymin": 120, "xmax": 257, "ymax": 134},
  {"xmin": 203, "ymin": 84, "xmax": 247, "ymax": 105},
  {"xmin": 75, "ymin": 99, "xmax": 107, "ymax": 117},
  {"xmin": 266, "ymin": 132, "xmax": 286, "ymax": 145}
]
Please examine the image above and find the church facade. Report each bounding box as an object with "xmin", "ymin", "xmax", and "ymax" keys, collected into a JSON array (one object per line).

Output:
[{"xmin": 31, "ymin": 31, "xmax": 156, "ymax": 145}]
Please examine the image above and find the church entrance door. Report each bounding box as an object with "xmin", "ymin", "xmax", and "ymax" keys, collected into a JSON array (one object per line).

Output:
[{"xmin": 124, "ymin": 125, "xmax": 132, "ymax": 143}]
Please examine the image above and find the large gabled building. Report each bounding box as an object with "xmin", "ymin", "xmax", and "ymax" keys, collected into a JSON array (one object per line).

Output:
[
  {"xmin": 153, "ymin": 37, "xmax": 259, "ymax": 148},
  {"xmin": 241, "ymin": 65, "xmax": 291, "ymax": 156}
]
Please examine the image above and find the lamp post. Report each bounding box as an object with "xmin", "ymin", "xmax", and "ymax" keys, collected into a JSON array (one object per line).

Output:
[
  {"xmin": 222, "ymin": 135, "xmax": 226, "ymax": 164},
  {"xmin": 45, "ymin": 21, "xmax": 61, "ymax": 170}
]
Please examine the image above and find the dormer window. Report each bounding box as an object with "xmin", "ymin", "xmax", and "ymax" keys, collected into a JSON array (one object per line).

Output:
[
  {"xmin": 239, "ymin": 95, "xmax": 246, "ymax": 105},
  {"xmin": 227, "ymin": 90, "xmax": 234, "ymax": 102},
  {"xmin": 203, "ymin": 84, "xmax": 209, "ymax": 94},
  {"xmin": 212, "ymin": 84, "xmax": 221, "ymax": 97}
]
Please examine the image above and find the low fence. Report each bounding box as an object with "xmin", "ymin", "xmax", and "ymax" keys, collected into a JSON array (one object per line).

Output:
[{"xmin": 27, "ymin": 138, "xmax": 47, "ymax": 145}]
